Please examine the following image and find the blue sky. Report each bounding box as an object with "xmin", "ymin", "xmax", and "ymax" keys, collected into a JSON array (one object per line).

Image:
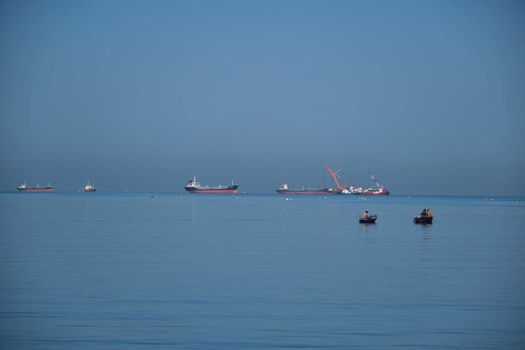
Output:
[{"xmin": 1, "ymin": 0, "xmax": 524, "ymax": 195}]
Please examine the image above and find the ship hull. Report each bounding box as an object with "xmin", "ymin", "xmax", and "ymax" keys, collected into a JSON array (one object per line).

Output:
[
  {"xmin": 414, "ymin": 216, "xmax": 433, "ymax": 224},
  {"xmin": 361, "ymin": 190, "xmax": 390, "ymax": 196},
  {"xmin": 17, "ymin": 188, "xmax": 54, "ymax": 193},
  {"xmin": 342, "ymin": 188, "xmax": 390, "ymax": 195},
  {"xmin": 276, "ymin": 189, "xmax": 333, "ymax": 195},
  {"xmin": 359, "ymin": 215, "xmax": 377, "ymax": 224},
  {"xmin": 185, "ymin": 184, "xmax": 238, "ymax": 194},
  {"xmin": 185, "ymin": 189, "xmax": 239, "ymax": 194}
]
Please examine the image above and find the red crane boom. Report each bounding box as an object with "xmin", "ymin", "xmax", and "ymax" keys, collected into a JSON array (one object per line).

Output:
[{"xmin": 324, "ymin": 163, "xmax": 342, "ymax": 192}]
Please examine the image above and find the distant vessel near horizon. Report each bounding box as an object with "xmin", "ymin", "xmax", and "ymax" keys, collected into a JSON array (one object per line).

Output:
[
  {"xmin": 340, "ymin": 184, "xmax": 390, "ymax": 195},
  {"xmin": 84, "ymin": 181, "xmax": 96, "ymax": 192},
  {"xmin": 324, "ymin": 164, "xmax": 390, "ymax": 196},
  {"xmin": 17, "ymin": 182, "xmax": 54, "ymax": 193},
  {"xmin": 184, "ymin": 176, "xmax": 239, "ymax": 194},
  {"xmin": 276, "ymin": 183, "xmax": 336, "ymax": 195}
]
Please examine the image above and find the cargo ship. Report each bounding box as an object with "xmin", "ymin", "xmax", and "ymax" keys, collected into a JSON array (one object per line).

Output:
[
  {"xmin": 184, "ymin": 176, "xmax": 239, "ymax": 194},
  {"xmin": 276, "ymin": 183, "xmax": 335, "ymax": 195},
  {"xmin": 324, "ymin": 164, "xmax": 390, "ymax": 195},
  {"xmin": 17, "ymin": 182, "xmax": 54, "ymax": 193},
  {"xmin": 84, "ymin": 181, "xmax": 96, "ymax": 192},
  {"xmin": 341, "ymin": 185, "xmax": 389, "ymax": 195},
  {"xmin": 362, "ymin": 185, "xmax": 389, "ymax": 195},
  {"xmin": 360, "ymin": 172, "xmax": 389, "ymax": 195}
]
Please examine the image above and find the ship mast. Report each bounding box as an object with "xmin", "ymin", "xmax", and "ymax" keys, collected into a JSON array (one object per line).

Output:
[
  {"xmin": 369, "ymin": 171, "xmax": 381, "ymax": 188},
  {"xmin": 324, "ymin": 163, "xmax": 342, "ymax": 192}
]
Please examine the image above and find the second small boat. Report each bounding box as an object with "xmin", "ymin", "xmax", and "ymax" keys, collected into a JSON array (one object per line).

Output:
[
  {"xmin": 359, "ymin": 215, "xmax": 377, "ymax": 224},
  {"xmin": 359, "ymin": 211, "xmax": 377, "ymax": 224},
  {"xmin": 84, "ymin": 181, "xmax": 96, "ymax": 192},
  {"xmin": 414, "ymin": 208, "xmax": 433, "ymax": 224}
]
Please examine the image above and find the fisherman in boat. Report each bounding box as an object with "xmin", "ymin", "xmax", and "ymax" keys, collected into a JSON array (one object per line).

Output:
[
  {"xmin": 359, "ymin": 210, "xmax": 378, "ymax": 224},
  {"xmin": 414, "ymin": 208, "xmax": 433, "ymax": 224},
  {"xmin": 420, "ymin": 208, "xmax": 432, "ymax": 217}
]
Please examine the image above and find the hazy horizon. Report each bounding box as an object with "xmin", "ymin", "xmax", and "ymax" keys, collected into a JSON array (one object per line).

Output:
[{"xmin": 1, "ymin": 0, "xmax": 524, "ymax": 196}]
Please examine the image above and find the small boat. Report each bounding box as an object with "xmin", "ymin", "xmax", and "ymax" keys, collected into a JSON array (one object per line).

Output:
[
  {"xmin": 414, "ymin": 216, "xmax": 433, "ymax": 224},
  {"xmin": 84, "ymin": 181, "xmax": 96, "ymax": 192},
  {"xmin": 359, "ymin": 215, "xmax": 377, "ymax": 224}
]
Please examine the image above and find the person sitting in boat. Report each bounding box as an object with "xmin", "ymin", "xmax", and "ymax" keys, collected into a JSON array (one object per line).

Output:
[
  {"xmin": 420, "ymin": 208, "xmax": 432, "ymax": 217},
  {"xmin": 362, "ymin": 210, "xmax": 369, "ymax": 219}
]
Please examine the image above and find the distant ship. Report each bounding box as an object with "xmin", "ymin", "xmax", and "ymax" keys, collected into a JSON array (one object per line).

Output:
[
  {"xmin": 324, "ymin": 164, "xmax": 390, "ymax": 196},
  {"xmin": 341, "ymin": 185, "xmax": 390, "ymax": 195},
  {"xmin": 184, "ymin": 176, "xmax": 239, "ymax": 194},
  {"xmin": 362, "ymin": 186, "xmax": 389, "ymax": 195},
  {"xmin": 84, "ymin": 181, "xmax": 96, "ymax": 192},
  {"xmin": 276, "ymin": 183, "xmax": 335, "ymax": 195},
  {"xmin": 17, "ymin": 182, "xmax": 54, "ymax": 193},
  {"xmin": 356, "ymin": 172, "xmax": 390, "ymax": 195}
]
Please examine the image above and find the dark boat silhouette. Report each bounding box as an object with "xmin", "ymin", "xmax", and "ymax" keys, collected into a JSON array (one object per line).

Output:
[
  {"xmin": 414, "ymin": 216, "xmax": 433, "ymax": 224},
  {"xmin": 359, "ymin": 215, "xmax": 377, "ymax": 224}
]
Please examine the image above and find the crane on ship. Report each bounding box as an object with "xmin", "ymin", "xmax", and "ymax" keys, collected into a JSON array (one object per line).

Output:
[
  {"xmin": 323, "ymin": 163, "xmax": 343, "ymax": 193},
  {"xmin": 322, "ymin": 163, "xmax": 390, "ymax": 195}
]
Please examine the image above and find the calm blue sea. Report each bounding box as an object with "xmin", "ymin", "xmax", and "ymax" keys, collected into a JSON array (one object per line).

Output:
[{"xmin": 1, "ymin": 193, "xmax": 524, "ymax": 349}]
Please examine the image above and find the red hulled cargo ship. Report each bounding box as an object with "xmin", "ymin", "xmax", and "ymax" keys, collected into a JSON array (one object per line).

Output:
[
  {"xmin": 17, "ymin": 182, "xmax": 54, "ymax": 193},
  {"xmin": 184, "ymin": 176, "xmax": 239, "ymax": 194}
]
